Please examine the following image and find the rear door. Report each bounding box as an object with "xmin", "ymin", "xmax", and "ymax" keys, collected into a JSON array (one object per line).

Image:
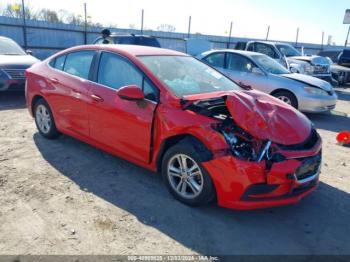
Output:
[
  {"xmin": 47, "ymin": 50, "xmax": 95, "ymax": 137},
  {"xmin": 87, "ymin": 51, "xmax": 158, "ymax": 163}
]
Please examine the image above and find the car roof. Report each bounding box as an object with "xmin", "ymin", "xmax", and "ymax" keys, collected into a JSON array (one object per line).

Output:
[
  {"xmin": 109, "ymin": 34, "xmax": 156, "ymax": 38},
  {"xmin": 62, "ymin": 44, "xmax": 187, "ymax": 57},
  {"xmin": 201, "ymin": 49, "xmax": 263, "ymax": 58}
]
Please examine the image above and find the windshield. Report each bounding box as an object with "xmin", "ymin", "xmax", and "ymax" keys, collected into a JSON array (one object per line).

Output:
[
  {"xmin": 0, "ymin": 38, "xmax": 26, "ymax": 55},
  {"xmin": 252, "ymin": 54, "xmax": 290, "ymax": 74},
  {"xmin": 276, "ymin": 44, "xmax": 301, "ymax": 57},
  {"xmin": 139, "ymin": 56, "xmax": 240, "ymax": 97}
]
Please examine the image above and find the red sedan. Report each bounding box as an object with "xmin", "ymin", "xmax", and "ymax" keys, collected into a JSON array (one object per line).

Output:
[{"xmin": 25, "ymin": 45, "xmax": 322, "ymax": 210}]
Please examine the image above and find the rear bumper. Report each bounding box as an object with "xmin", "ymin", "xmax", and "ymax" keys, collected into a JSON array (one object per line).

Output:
[
  {"xmin": 202, "ymin": 143, "xmax": 321, "ymax": 210},
  {"xmin": 0, "ymin": 79, "xmax": 25, "ymax": 91}
]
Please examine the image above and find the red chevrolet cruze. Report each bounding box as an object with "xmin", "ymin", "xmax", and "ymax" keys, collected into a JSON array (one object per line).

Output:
[{"xmin": 25, "ymin": 45, "xmax": 322, "ymax": 210}]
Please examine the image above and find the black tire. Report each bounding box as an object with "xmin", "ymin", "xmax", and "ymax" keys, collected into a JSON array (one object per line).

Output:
[
  {"xmin": 33, "ymin": 98, "xmax": 60, "ymax": 139},
  {"xmin": 272, "ymin": 90, "xmax": 298, "ymax": 109},
  {"xmin": 161, "ymin": 141, "xmax": 216, "ymax": 206}
]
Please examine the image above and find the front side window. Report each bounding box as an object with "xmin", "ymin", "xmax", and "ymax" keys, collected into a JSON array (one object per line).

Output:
[
  {"xmin": 203, "ymin": 52, "xmax": 225, "ymax": 68},
  {"xmin": 226, "ymin": 53, "xmax": 256, "ymax": 72},
  {"xmin": 63, "ymin": 51, "xmax": 95, "ymax": 79},
  {"xmin": 255, "ymin": 43, "xmax": 279, "ymax": 59},
  {"xmin": 97, "ymin": 52, "xmax": 158, "ymax": 101},
  {"xmin": 252, "ymin": 54, "xmax": 290, "ymax": 75},
  {"xmin": 97, "ymin": 52, "xmax": 142, "ymax": 89},
  {"xmin": 139, "ymin": 55, "xmax": 241, "ymax": 97}
]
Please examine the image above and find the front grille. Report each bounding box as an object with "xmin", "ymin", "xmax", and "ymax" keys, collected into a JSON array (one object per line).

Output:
[
  {"xmin": 295, "ymin": 152, "xmax": 321, "ymax": 180},
  {"xmin": 3, "ymin": 69, "xmax": 26, "ymax": 80},
  {"xmin": 277, "ymin": 128, "xmax": 319, "ymax": 151}
]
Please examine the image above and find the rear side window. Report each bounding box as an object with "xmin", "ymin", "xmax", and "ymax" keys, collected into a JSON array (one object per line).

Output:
[
  {"xmin": 49, "ymin": 55, "xmax": 66, "ymax": 70},
  {"xmin": 63, "ymin": 51, "xmax": 95, "ymax": 79},
  {"xmin": 203, "ymin": 52, "xmax": 225, "ymax": 68},
  {"xmin": 97, "ymin": 52, "xmax": 142, "ymax": 89},
  {"xmin": 54, "ymin": 55, "xmax": 66, "ymax": 70}
]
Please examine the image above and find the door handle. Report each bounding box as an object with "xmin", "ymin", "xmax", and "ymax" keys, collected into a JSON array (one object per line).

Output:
[
  {"xmin": 91, "ymin": 94, "xmax": 104, "ymax": 102},
  {"xmin": 50, "ymin": 77, "xmax": 59, "ymax": 84}
]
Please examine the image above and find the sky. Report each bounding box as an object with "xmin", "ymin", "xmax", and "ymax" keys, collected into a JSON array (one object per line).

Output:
[{"xmin": 1, "ymin": 0, "xmax": 349, "ymax": 45}]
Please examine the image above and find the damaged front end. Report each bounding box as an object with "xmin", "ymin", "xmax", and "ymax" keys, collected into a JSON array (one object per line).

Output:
[{"xmin": 184, "ymin": 91, "xmax": 322, "ymax": 209}]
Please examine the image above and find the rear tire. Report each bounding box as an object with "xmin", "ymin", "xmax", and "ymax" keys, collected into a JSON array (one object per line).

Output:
[
  {"xmin": 34, "ymin": 99, "xmax": 60, "ymax": 139},
  {"xmin": 272, "ymin": 90, "xmax": 298, "ymax": 109},
  {"xmin": 161, "ymin": 141, "xmax": 216, "ymax": 206}
]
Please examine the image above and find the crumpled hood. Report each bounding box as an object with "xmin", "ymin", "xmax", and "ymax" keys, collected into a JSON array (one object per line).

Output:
[
  {"xmin": 281, "ymin": 73, "xmax": 332, "ymax": 91},
  {"xmin": 0, "ymin": 54, "xmax": 39, "ymax": 69},
  {"xmin": 225, "ymin": 90, "xmax": 311, "ymax": 145},
  {"xmin": 288, "ymin": 55, "xmax": 330, "ymax": 66}
]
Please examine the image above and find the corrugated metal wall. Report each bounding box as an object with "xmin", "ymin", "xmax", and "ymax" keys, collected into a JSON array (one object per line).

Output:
[{"xmin": 0, "ymin": 15, "xmax": 344, "ymax": 60}]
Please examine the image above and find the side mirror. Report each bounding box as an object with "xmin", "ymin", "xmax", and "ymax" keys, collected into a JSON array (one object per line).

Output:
[
  {"xmin": 117, "ymin": 85, "xmax": 144, "ymax": 101},
  {"xmin": 252, "ymin": 67, "xmax": 264, "ymax": 75},
  {"xmin": 26, "ymin": 50, "xmax": 33, "ymax": 55},
  {"xmin": 290, "ymin": 67, "xmax": 298, "ymax": 73}
]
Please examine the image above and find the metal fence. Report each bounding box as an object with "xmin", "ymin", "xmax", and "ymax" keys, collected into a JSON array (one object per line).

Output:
[{"xmin": 0, "ymin": 15, "xmax": 345, "ymax": 60}]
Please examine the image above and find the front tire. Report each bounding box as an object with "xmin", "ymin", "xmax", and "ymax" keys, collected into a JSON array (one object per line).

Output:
[
  {"xmin": 272, "ymin": 90, "xmax": 298, "ymax": 109},
  {"xmin": 161, "ymin": 142, "xmax": 215, "ymax": 206},
  {"xmin": 34, "ymin": 99, "xmax": 60, "ymax": 139}
]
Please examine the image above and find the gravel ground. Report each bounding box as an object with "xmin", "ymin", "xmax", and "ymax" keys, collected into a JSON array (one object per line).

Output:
[{"xmin": 0, "ymin": 87, "xmax": 349, "ymax": 255}]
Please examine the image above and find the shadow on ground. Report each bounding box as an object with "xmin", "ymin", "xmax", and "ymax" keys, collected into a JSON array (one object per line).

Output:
[
  {"xmin": 34, "ymin": 133, "xmax": 350, "ymax": 255},
  {"xmin": 306, "ymin": 111, "xmax": 349, "ymax": 133},
  {"xmin": 0, "ymin": 91, "xmax": 26, "ymax": 111},
  {"xmin": 335, "ymin": 89, "xmax": 350, "ymax": 102}
]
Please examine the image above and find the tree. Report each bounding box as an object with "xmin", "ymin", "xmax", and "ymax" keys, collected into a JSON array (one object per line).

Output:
[
  {"xmin": 156, "ymin": 24, "xmax": 176, "ymax": 32},
  {"xmin": 1, "ymin": 3, "xmax": 38, "ymax": 20},
  {"xmin": 129, "ymin": 24, "xmax": 136, "ymax": 29},
  {"xmin": 37, "ymin": 9, "xmax": 60, "ymax": 23}
]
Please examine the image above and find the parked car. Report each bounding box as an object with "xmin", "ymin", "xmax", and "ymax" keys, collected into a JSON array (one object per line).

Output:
[
  {"xmin": 198, "ymin": 49, "xmax": 337, "ymax": 112},
  {"xmin": 0, "ymin": 36, "xmax": 39, "ymax": 92},
  {"xmin": 26, "ymin": 45, "xmax": 322, "ymax": 210},
  {"xmin": 318, "ymin": 50, "xmax": 350, "ymax": 86},
  {"xmin": 235, "ymin": 41, "xmax": 333, "ymax": 83},
  {"xmin": 93, "ymin": 33, "xmax": 161, "ymax": 47},
  {"xmin": 337, "ymin": 49, "xmax": 350, "ymax": 67}
]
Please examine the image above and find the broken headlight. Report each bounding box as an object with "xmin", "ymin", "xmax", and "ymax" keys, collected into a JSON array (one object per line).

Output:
[{"xmin": 219, "ymin": 119, "xmax": 277, "ymax": 162}]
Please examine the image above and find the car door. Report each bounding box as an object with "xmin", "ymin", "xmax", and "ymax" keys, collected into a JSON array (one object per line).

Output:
[
  {"xmin": 87, "ymin": 51, "xmax": 158, "ymax": 164},
  {"xmin": 254, "ymin": 43, "xmax": 286, "ymax": 66},
  {"xmin": 222, "ymin": 52, "xmax": 261, "ymax": 87},
  {"xmin": 47, "ymin": 50, "xmax": 95, "ymax": 137}
]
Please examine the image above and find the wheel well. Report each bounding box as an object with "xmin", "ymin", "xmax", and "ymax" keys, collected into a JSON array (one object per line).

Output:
[
  {"xmin": 270, "ymin": 89, "xmax": 298, "ymax": 107},
  {"xmin": 155, "ymin": 134, "xmax": 213, "ymax": 173},
  {"xmin": 31, "ymin": 95, "xmax": 44, "ymax": 115}
]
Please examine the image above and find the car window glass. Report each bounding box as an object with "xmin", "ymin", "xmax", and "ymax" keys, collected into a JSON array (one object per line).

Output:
[
  {"xmin": 63, "ymin": 51, "xmax": 94, "ymax": 79},
  {"xmin": 247, "ymin": 44, "xmax": 254, "ymax": 51},
  {"xmin": 203, "ymin": 53, "xmax": 225, "ymax": 68},
  {"xmin": 117, "ymin": 37, "xmax": 136, "ymax": 44},
  {"xmin": 143, "ymin": 79, "xmax": 158, "ymax": 102},
  {"xmin": 98, "ymin": 52, "xmax": 142, "ymax": 90},
  {"xmin": 255, "ymin": 43, "xmax": 279, "ymax": 59},
  {"xmin": 54, "ymin": 55, "xmax": 66, "ymax": 71},
  {"xmin": 227, "ymin": 53, "xmax": 255, "ymax": 72}
]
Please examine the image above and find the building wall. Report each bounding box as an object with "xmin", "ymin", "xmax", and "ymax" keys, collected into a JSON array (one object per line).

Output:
[{"xmin": 0, "ymin": 15, "xmax": 344, "ymax": 60}]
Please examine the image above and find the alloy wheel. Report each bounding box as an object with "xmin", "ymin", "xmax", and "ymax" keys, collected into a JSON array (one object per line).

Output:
[{"xmin": 167, "ymin": 154, "xmax": 204, "ymax": 199}]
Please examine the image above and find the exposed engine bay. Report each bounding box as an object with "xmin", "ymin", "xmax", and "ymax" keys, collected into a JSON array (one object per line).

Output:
[{"xmin": 184, "ymin": 96, "xmax": 280, "ymax": 163}]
